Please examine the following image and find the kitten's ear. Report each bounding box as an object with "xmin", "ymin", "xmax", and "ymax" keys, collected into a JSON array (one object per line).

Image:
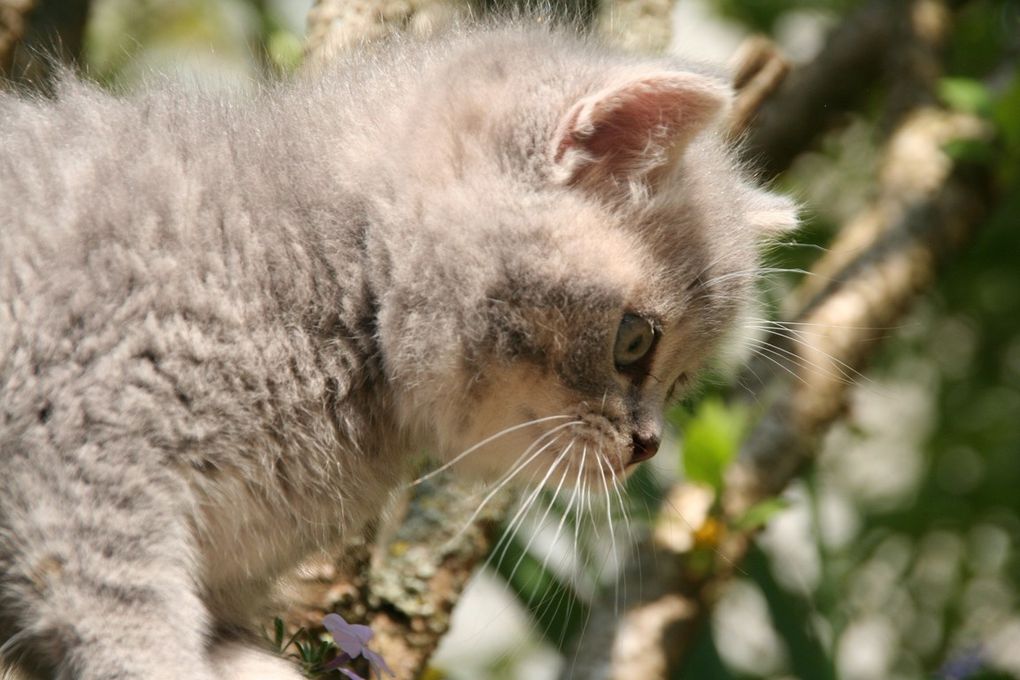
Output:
[
  {"xmin": 550, "ymin": 71, "xmax": 731, "ymax": 195},
  {"xmin": 746, "ymin": 189, "xmax": 800, "ymax": 237}
]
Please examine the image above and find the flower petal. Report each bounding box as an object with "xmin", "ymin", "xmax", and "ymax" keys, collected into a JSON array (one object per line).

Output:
[
  {"xmin": 349, "ymin": 624, "xmax": 374, "ymax": 644},
  {"xmin": 322, "ymin": 653, "xmax": 353, "ymax": 671},
  {"xmin": 363, "ymin": 648, "xmax": 395, "ymax": 678},
  {"xmin": 336, "ymin": 667, "xmax": 366, "ymax": 680},
  {"xmin": 323, "ymin": 614, "xmax": 365, "ymax": 656}
]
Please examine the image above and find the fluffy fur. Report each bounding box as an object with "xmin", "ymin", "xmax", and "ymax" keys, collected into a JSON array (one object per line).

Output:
[{"xmin": 0, "ymin": 23, "xmax": 795, "ymax": 679}]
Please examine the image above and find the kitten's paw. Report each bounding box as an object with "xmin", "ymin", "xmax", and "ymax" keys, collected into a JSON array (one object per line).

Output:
[{"xmin": 210, "ymin": 642, "xmax": 305, "ymax": 680}]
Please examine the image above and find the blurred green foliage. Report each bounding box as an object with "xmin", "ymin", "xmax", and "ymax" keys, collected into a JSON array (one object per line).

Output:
[{"xmin": 674, "ymin": 397, "xmax": 751, "ymax": 493}]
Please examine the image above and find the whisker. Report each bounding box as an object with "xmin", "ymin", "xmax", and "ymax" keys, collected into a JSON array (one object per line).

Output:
[
  {"xmin": 607, "ymin": 463, "xmax": 640, "ymax": 607},
  {"xmin": 486, "ymin": 439, "xmax": 575, "ymax": 572},
  {"xmin": 595, "ymin": 452, "xmax": 620, "ymax": 617},
  {"xmin": 745, "ymin": 344, "xmax": 812, "ymax": 388},
  {"xmin": 502, "ymin": 447, "xmax": 575, "ymax": 598},
  {"xmin": 516, "ymin": 449, "xmax": 584, "ymax": 622},
  {"xmin": 583, "ymin": 446, "xmax": 601, "ymax": 541},
  {"xmin": 701, "ymin": 266, "xmax": 819, "ymax": 287},
  {"xmin": 410, "ymin": 414, "xmax": 573, "ymax": 485},
  {"xmin": 747, "ymin": 316, "xmax": 901, "ymax": 332},
  {"xmin": 769, "ymin": 240, "xmax": 830, "ymax": 252},
  {"xmin": 744, "ymin": 333, "xmax": 860, "ymax": 386},
  {"xmin": 446, "ymin": 427, "xmax": 579, "ymax": 548},
  {"xmin": 744, "ymin": 324, "xmax": 870, "ymax": 384},
  {"xmin": 465, "ymin": 420, "xmax": 584, "ymax": 501}
]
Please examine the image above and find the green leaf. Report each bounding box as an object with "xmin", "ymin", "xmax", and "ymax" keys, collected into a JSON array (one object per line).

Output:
[
  {"xmin": 680, "ymin": 398, "xmax": 750, "ymax": 492},
  {"xmin": 268, "ymin": 30, "xmax": 304, "ymax": 71},
  {"xmin": 939, "ymin": 78, "xmax": 994, "ymax": 117},
  {"xmin": 731, "ymin": 497, "xmax": 792, "ymax": 532},
  {"xmin": 944, "ymin": 138, "xmax": 996, "ymax": 165},
  {"xmin": 993, "ymin": 72, "xmax": 1020, "ymax": 167}
]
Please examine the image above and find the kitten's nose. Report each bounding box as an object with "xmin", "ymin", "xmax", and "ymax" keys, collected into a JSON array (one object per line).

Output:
[{"xmin": 630, "ymin": 433, "xmax": 660, "ymax": 465}]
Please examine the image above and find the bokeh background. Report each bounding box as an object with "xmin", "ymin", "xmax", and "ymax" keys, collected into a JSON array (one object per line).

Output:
[{"xmin": 7, "ymin": 1, "xmax": 1019, "ymax": 678}]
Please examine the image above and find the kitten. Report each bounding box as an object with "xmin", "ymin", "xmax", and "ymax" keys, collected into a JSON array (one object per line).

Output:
[{"xmin": 0, "ymin": 22, "xmax": 796, "ymax": 680}]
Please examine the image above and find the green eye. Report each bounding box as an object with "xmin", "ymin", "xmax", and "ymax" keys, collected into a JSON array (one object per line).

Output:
[{"xmin": 614, "ymin": 313, "xmax": 656, "ymax": 368}]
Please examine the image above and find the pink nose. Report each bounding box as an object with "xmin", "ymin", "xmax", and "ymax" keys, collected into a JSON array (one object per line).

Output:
[{"xmin": 630, "ymin": 433, "xmax": 660, "ymax": 465}]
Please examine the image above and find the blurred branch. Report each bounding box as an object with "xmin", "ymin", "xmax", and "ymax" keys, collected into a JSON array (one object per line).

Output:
[
  {"xmin": 742, "ymin": 0, "xmax": 972, "ymax": 177},
  {"xmin": 726, "ymin": 35, "xmax": 790, "ymax": 141},
  {"xmin": 738, "ymin": 0, "xmax": 894, "ymax": 175},
  {"xmin": 304, "ymin": 0, "xmax": 677, "ymax": 67},
  {"xmin": 304, "ymin": 0, "xmax": 465, "ymax": 69},
  {"xmin": 786, "ymin": 0, "xmax": 952, "ymax": 311},
  {"xmin": 596, "ymin": 0, "xmax": 675, "ymax": 53},
  {"xmin": 0, "ymin": 0, "xmax": 34, "ymax": 76},
  {"xmin": 3, "ymin": 0, "xmax": 91, "ymax": 85},
  {"xmin": 726, "ymin": 112, "xmax": 991, "ymax": 511}
]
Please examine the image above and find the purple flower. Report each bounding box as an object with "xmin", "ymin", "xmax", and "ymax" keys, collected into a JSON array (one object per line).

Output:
[{"xmin": 321, "ymin": 613, "xmax": 394, "ymax": 680}]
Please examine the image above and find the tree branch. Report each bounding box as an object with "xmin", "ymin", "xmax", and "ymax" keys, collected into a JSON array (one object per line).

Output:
[
  {"xmin": 596, "ymin": 0, "xmax": 676, "ymax": 53},
  {"xmin": 304, "ymin": 0, "xmax": 465, "ymax": 69},
  {"xmin": 0, "ymin": 0, "xmax": 35, "ymax": 77},
  {"xmin": 2, "ymin": 0, "xmax": 91, "ymax": 86},
  {"xmin": 283, "ymin": 475, "xmax": 515, "ymax": 679},
  {"xmin": 740, "ymin": 0, "xmax": 901, "ymax": 177}
]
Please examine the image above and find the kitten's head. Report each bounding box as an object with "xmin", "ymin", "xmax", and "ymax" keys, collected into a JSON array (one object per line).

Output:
[{"xmin": 374, "ymin": 29, "xmax": 797, "ymax": 488}]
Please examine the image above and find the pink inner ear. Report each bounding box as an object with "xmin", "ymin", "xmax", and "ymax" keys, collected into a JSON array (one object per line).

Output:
[{"xmin": 553, "ymin": 72, "xmax": 730, "ymax": 188}]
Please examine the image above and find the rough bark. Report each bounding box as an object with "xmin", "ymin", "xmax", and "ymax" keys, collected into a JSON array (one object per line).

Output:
[{"xmin": 282, "ymin": 475, "xmax": 515, "ymax": 679}]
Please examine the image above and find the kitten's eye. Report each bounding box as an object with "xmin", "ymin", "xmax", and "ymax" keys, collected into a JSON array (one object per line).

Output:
[{"xmin": 614, "ymin": 313, "xmax": 656, "ymax": 369}]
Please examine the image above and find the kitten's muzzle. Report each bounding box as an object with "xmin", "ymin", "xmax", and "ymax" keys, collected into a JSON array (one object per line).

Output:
[{"xmin": 629, "ymin": 433, "xmax": 660, "ymax": 466}]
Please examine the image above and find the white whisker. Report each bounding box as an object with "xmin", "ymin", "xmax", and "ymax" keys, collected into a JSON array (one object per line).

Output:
[
  {"xmin": 503, "ymin": 449, "xmax": 574, "ymax": 593},
  {"xmin": 607, "ymin": 463, "xmax": 638, "ymax": 606},
  {"xmin": 746, "ymin": 343, "xmax": 812, "ymax": 387},
  {"xmin": 595, "ymin": 452, "xmax": 620, "ymax": 617},
  {"xmin": 486, "ymin": 438, "xmax": 575, "ymax": 571},
  {"xmin": 745, "ymin": 333, "xmax": 859, "ymax": 386},
  {"xmin": 410, "ymin": 414, "xmax": 573, "ymax": 485},
  {"xmin": 446, "ymin": 426, "xmax": 578, "ymax": 548},
  {"xmin": 744, "ymin": 324, "xmax": 868, "ymax": 385}
]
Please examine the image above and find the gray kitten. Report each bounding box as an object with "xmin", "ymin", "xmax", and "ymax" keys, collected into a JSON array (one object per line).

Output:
[{"xmin": 0, "ymin": 23, "xmax": 796, "ymax": 680}]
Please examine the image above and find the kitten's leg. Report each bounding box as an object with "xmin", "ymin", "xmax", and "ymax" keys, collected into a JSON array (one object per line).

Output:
[
  {"xmin": 1, "ymin": 442, "xmax": 221, "ymax": 680},
  {"xmin": 209, "ymin": 640, "xmax": 305, "ymax": 680}
]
